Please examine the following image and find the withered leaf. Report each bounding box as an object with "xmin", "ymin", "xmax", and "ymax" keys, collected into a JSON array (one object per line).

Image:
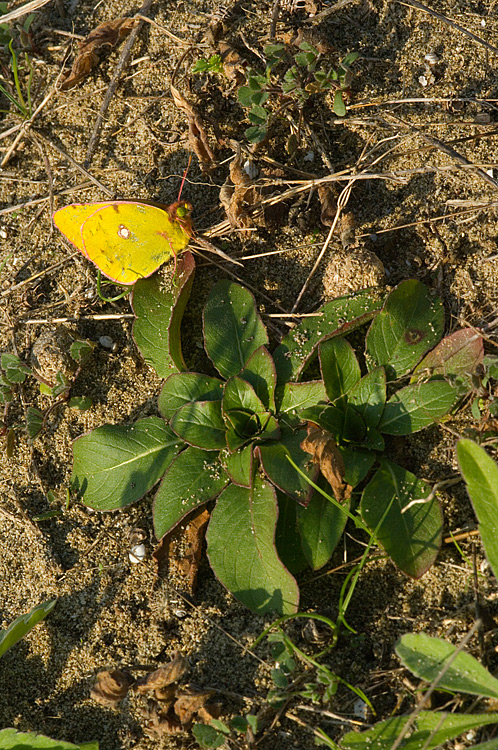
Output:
[
  {"xmin": 220, "ymin": 147, "xmax": 263, "ymax": 237},
  {"xmin": 61, "ymin": 17, "xmax": 138, "ymax": 90},
  {"xmin": 144, "ymin": 704, "xmax": 183, "ymax": 737},
  {"xmin": 318, "ymin": 185, "xmax": 337, "ymax": 228},
  {"xmin": 134, "ymin": 652, "xmax": 187, "ymax": 694},
  {"xmin": 90, "ymin": 669, "xmax": 132, "ymax": 706},
  {"xmin": 174, "ymin": 686, "xmax": 216, "ymax": 728},
  {"xmin": 301, "ymin": 423, "xmax": 352, "ymax": 503},
  {"xmin": 170, "ymin": 86, "xmax": 216, "ymax": 172},
  {"xmin": 153, "ymin": 508, "xmax": 210, "ymax": 596}
]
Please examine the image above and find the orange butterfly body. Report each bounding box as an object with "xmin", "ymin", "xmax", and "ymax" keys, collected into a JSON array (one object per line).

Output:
[{"xmin": 53, "ymin": 200, "xmax": 193, "ymax": 285}]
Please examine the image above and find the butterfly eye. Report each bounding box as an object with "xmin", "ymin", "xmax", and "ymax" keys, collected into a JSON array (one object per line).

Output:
[{"xmin": 176, "ymin": 205, "xmax": 189, "ymax": 219}]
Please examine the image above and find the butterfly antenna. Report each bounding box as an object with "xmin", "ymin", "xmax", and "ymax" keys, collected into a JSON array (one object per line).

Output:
[{"xmin": 177, "ymin": 154, "xmax": 192, "ymax": 201}]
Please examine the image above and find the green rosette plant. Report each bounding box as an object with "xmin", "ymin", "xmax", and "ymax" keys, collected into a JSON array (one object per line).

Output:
[{"xmin": 71, "ymin": 264, "xmax": 483, "ymax": 615}]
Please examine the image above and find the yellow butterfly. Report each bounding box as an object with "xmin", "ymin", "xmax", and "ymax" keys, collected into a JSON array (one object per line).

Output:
[{"xmin": 53, "ymin": 200, "xmax": 193, "ymax": 286}]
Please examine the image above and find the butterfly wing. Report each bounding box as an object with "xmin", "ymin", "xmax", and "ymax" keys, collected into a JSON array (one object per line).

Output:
[
  {"xmin": 54, "ymin": 201, "xmax": 192, "ymax": 285},
  {"xmin": 53, "ymin": 203, "xmax": 113, "ymax": 256}
]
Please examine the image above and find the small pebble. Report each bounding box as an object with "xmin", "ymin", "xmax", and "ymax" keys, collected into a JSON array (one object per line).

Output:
[
  {"xmin": 424, "ymin": 52, "xmax": 439, "ymax": 66},
  {"xmin": 353, "ymin": 698, "xmax": 369, "ymax": 719},
  {"xmin": 99, "ymin": 335, "xmax": 114, "ymax": 349},
  {"xmin": 419, "ymin": 75, "xmax": 428, "ymax": 87},
  {"xmin": 243, "ymin": 159, "xmax": 259, "ymax": 180},
  {"xmin": 0, "ymin": 226, "xmax": 7, "ymax": 239},
  {"xmin": 129, "ymin": 543, "xmax": 146, "ymax": 563},
  {"xmin": 480, "ymin": 559, "xmax": 490, "ymax": 573},
  {"xmin": 303, "ymin": 151, "xmax": 314, "ymax": 162}
]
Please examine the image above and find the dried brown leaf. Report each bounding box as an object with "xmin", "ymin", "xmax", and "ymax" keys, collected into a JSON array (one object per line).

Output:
[
  {"xmin": 174, "ymin": 686, "xmax": 216, "ymax": 728},
  {"xmin": 301, "ymin": 423, "xmax": 352, "ymax": 503},
  {"xmin": 170, "ymin": 86, "xmax": 216, "ymax": 172},
  {"xmin": 318, "ymin": 185, "xmax": 337, "ymax": 227},
  {"xmin": 144, "ymin": 703, "xmax": 183, "ymax": 737},
  {"xmin": 134, "ymin": 652, "xmax": 187, "ymax": 694},
  {"xmin": 90, "ymin": 669, "xmax": 132, "ymax": 706},
  {"xmin": 153, "ymin": 508, "xmax": 209, "ymax": 595},
  {"xmin": 218, "ymin": 41, "xmax": 247, "ymax": 86},
  {"xmin": 220, "ymin": 148, "xmax": 263, "ymax": 237},
  {"xmin": 61, "ymin": 17, "xmax": 138, "ymax": 90}
]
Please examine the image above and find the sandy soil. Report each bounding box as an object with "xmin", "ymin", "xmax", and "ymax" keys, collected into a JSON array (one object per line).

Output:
[{"xmin": 1, "ymin": 0, "xmax": 498, "ymax": 748}]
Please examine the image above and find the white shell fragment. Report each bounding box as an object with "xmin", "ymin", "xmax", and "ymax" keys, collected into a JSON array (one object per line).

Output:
[
  {"xmin": 129, "ymin": 543, "xmax": 146, "ymax": 563},
  {"xmin": 424, "ymin": 52, "xmax": 439, "ymax": 66}
]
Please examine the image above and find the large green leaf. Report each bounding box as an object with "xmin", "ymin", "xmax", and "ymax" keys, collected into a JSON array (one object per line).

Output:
[
  {"xmin": 348, "ymin": 367, "xmax": 386, "ymax": 429},
  {"xmin": 0, "ymin": 599, "xmax": 56, "ymax": 658},
  {"xmin": 223, "ymin": 445, "xmax": 253, "ymax": 487},
  {"xmin": 396, "ymin": 633, "xmax": 498, "ymax": 698},
  {"xmin": 203, "ymin": 281, "xmax": 268, "ymax": 378},
  {"xmin": 158, "ymin": 373, "xmax": 223, "ymax": 420},
  {"xmin": 457, "ymin": 439, "xmax": 498, "ymax": 581},
  {"xmin": 412, "ymin": 328, "xmax": 483, "ymax": 383},
  {"xmin": 361, "ymin": 460, "xmax": 442, "ymax": 578},
  {"xmin": 206, "ymin": 473, "xmax": 299, "ymax": 614},
  {"xmin": 277, "ymin": 381, "xmax": 328, "ymax": 425},
  {"xmin": 319, "ymin": 337, "xmax": 361, "ymax": 406},
  {"xmin": 365, "ymin": 280, "xmax": 444, "ymax": 380},
  {"xmin": 275, "ymin": 492, "xmax": 308, "ymax": 574},
  {"xmin": 132, "ymin": 251, "xmax": 195, "ymax": 376},
  {"xmin": 223, "ymin": 376, "xmax": 266, "ymax": 419},
  {"xmin": 0, "ymin": 729, "xmax": 98, "ymax": 749},
  {"xmin": 257, "ymin": 425, "xmax": 315, "ymax": 503},
  {"xmin": 340, "ymin": 711, "xmax": 498, "ymax": 750},
  {"xmin": 72, "ymin": 417, "xmax": 182, "ymax": 510},
  {"xmin": 169, "ymin": 400, "xmax": 227, "ymax": 449},
  {"xmin": 153, "ymin": 447, "xmax": 228, "ymax": 539},
  {"xmin": 273, "ymin": 288, "xmax": 383, "ymax": 384},
  {"xmin": 240, "ymin": 346, "xmax": 276, "ymax": 411},
  {"xmin": 378, "ymin": 380, "xmax": 458, "ymax": 435},
  {"xmin": 297, "ymin": 482, "xmax": 349, "ymax": 570}
]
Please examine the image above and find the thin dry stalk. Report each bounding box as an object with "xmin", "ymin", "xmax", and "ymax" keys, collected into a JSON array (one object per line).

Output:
[{"xmin": 85, "ymin": 0, "xmax": 153, "ymax": 166}]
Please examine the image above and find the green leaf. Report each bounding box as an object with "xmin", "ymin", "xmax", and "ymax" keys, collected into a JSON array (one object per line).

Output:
[
  {"xmin": 0, "ymin": 599, "xmax": 56, "ymax": 658},
  {"xmin": 258, "ymin": 425, "xmax": 315, "ymax": 503},
  {"xmin": 206, "ymin": 473, "xmax": 299, "ymax": 614},
  {"xmin": 301, "ymin": 403, "xmax": 366, "ymax": 444},
  {"xmin": 366, "ymin": 280, "xmax": 444, "ymax": 380},
  {"xmin": 319, "ymin": 338, "xmax": 361, "ymax": 406},
  {"xmin": 68, "ymin": 396, "xmax": 92, "ymax": 410},
  {"xmin": 158, "ymin": 373, "xmax": 224, "ymax": 420},
  {"xmin": 170, "ymin": 400, "xmax": 227, "ymax": 449},
  {"xmin": 457, "ymin": 439, "xmax": 498, "ymax": 581},
  {"xmin": 0, "ymin": 728, "xmax": 97, "ymax": 749},
  {"xmin": 223, "ymin": 444, "xmax": 253, "ymax": 487},
  {"xmin": 69, "ymin": 339, "xmax": 95, "ymax": 364},
  {"xmin": 223, "ymin": 376, "xmax": 266, "ymax": 420},
  {"xmin": 332, "ymin": 90, "xmax": 346, "ymax": 116},
  {"xmin": 240, "ymin": 346, "xmax": 276, "ymax": 411},
  {"xmin": 340, "ymin": 711, "xmax": 498, "ymax": 750},
  {"xmin": 132, "ymin": 252, "xmax": 195, "ymax": 376},
  {"xmin": 190, "ymin": 724, "xmax": 226, "ymax": 749},
  {"xmin": 273, "ymin": 288, "xmax": 383, "ymax": 383},
  {"xmin": 277, "ymin": 381, "xmax": 328, "ymax": 423},
  {"xmin": 412, "ymin": 329, "xmax": 483, "ymax": 384},
  {"xmin": 72, "ymin": 417, "xmax": 182, "ymax": 510},
  {"xmin": 361, "ymin": 460, "xmax": 442, "ymax": 578},
  {"xmin": 204, "ymin": 281, "xmax": 268, "ymax": 379},
  {"xmin": 275, "ymin": 492, "xmax": 309, "ymax": 574},
  {"xmin": 245, "ymin": 124, "xmax": 267, "ymax": 143},
  {"xmin": 339, "ymin": 446, "xmax": 376, "ymax": 487},
  {"xmin": 396, "ymin": 633, "xmax": 498, "ymax": 698},
  {"xmin": 1, "ymin": 352, "xmax": 30, "ymax": 383},
  {"xmin": 297, "ymin": 482, "xmax": 349, "ymax": 569},
  {"xmin": 348, "ymin": 367, "xmax": 386, "ymax": 429},
  {"xmin": 378, "ymin": 380, "xmax": 458, "ymax": 435},
  {"xmin": 26, "ymin": 406, "xmax": 43, "ymax": 438},
  {"xmin": 153, "ymin": 447, "xmax": 228, "ymax": 539}
]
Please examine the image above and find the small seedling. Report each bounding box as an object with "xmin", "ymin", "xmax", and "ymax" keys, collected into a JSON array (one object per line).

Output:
[
  {"xmin": 192, "ymin": 53, "xmax": 224, "ymax": 75},
  {"xmin": 237, "ymin": 42, "xmax": 359, "ymax": 144},
  {"xmin": 72, "ymin": 273, "xmax": 482, "ymax": 615},
  {"xmin": 0, "ymin": 339, "xmax": 94, "ymax": 444},
  {"xmin": 0, "ymin": 3, "xmax": 36, "ymax": 120}
]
